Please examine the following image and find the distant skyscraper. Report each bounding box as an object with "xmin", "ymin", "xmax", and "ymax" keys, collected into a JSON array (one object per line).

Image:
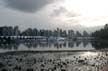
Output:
[
  {"xmin": 14, "ymin": 26, "xmax": 20, "ymax": 36},
  {"xmin": 68, "ymin": 30, "xmax": 74, "ymax": 39}
]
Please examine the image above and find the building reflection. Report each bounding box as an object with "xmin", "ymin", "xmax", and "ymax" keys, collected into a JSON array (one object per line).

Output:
[
  {"xmin": 76, "ymin": 41, "xmax": 81, "ymax": 47},
  {"xmin": 68, "ymin": 41, "xmax": 74, "ymax": 48},
  {"xmin": 83, "ymin": 41, "xmax": 89, "ymax": 47},
  {"xmin": 0, "ymin": 40, "xmax": 107, "ymax": 50},
  {"xmin": 0, "ymin": 42, "xmax": 19, "ymax": 50}
]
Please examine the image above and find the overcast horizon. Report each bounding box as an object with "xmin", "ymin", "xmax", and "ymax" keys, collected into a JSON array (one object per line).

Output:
[{"xmin": 0, "ymin": 0, "xmax": 108, "ymax": 31}]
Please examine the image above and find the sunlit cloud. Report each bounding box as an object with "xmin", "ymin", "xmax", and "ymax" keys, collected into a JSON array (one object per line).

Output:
[{"xmin": 51, "ymin": 0, "xmax": 108, "ymax": 27}]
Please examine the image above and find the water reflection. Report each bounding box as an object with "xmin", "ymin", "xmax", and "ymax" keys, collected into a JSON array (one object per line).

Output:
[
  {"xmin": 91, "ymin": 41, "xmax": 108, "ymax": 49},
  {"xmin": 81, "ymin": 51, "xmax": 98, "ymax": 57},
  {"xmin": 0, "ymin": 40, "xmax": 108, "ymax": 52},
  {"xmin": 24, "ymin": 41, "xmax": 88, "ymax": 49}
]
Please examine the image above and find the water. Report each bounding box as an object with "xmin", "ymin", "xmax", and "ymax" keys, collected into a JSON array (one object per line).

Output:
[
  {"xmin": 0, "ymin": 40, "xmax": 95, "ymax": 52},
  {"xmin": 0, "ymin": 40, "xmax": 108, "ymax": 71},
  {"xmin": 0, "ymin": 40, "xmax": 108, "ymax": 52}
]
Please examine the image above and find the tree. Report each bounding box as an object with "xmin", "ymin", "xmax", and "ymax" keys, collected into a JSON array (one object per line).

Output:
[
  {"xmin": 21, "ymin": 28, "xmax": 33, "ymax": 36},
  {"xmin": 104, "ymin": 24, "xmax": 108, "ymax": 29},
  {"xmin": 92, "ymin": 24, "xmax": 108, "ymax": 40}
]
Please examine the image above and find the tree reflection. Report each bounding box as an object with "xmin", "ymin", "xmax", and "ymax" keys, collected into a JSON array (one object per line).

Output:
[
  {"xmin": 0, "ymin": 40, "xmax": 105, "ymax": 51},
  {"xmin": 91, "ymin": 41, "xmax": 108, "ymax": 49}
]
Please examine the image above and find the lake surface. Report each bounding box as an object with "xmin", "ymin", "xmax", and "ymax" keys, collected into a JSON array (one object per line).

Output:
[
  {"xmin": 0, "ymin": 40, "xmax": 108, "ymax": 53},
  {"xmin": 0, "ymin": 40, "xmax": 106, "ymax": 53}
]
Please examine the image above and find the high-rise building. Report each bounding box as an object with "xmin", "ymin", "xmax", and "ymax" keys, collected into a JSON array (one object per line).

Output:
[
  {"xmin": 14, "ymin": 26, "xmax": 20, "ymax": 36},
  {"xmin": 68, "ymin": 30, "xmax": 75, "ymax": 39}
]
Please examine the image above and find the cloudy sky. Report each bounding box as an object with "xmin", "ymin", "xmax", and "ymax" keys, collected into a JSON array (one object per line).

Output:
[{"xmin": 0, "ymin": 0, "xmax": 108, "ymax": 31}]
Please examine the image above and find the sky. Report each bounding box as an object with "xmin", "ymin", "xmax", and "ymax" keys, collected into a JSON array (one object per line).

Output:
[{"xmin": 0, "ymin": 0, "xmax": 108, "ymax": 31}]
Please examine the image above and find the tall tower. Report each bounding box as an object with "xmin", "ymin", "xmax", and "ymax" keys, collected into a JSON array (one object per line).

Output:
[
  {"xmin": 14, "ymin": 26, "xmax": 20, "ymax": 36},
  {"xmin": 68, "ymin": 30, "xmax": 74, "ymax": 39}
]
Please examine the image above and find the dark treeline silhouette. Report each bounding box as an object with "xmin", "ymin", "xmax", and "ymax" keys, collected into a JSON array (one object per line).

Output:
[
  {"xmin": 0, "ymin": 26, "xmax": 90, "ymax": 38},
  {"xmin": 92, "ymin": 24, "xmax": 108, "ymax": 40},
  {"xmin": 91, "ymin": 41, "xmax": 108, "ymax": 49}
]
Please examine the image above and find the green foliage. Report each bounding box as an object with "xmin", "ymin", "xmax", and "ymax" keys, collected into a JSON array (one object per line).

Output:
[{"xmin": 92, "ymin": 24, "xmax": 108, "ymax": 40}]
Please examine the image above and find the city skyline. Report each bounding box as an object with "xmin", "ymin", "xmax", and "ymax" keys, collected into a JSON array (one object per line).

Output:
[{"xmin": 0, "ymin": 26, "xmax": 90, "ymax": 37}]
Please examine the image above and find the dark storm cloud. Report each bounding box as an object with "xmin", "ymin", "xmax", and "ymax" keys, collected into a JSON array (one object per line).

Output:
[{"xmin": 3, "ymin": 0, "xmax": 55, "ymax": 13}]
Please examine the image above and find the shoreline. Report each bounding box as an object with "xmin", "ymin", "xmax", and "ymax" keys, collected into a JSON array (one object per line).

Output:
[
  {"xmin": 0, "ymin": 50, "xmax": 107, "ymax": 71},
  {"xmin": 0, "ymin": 49, "xmax": 108, "ymax": 54}
]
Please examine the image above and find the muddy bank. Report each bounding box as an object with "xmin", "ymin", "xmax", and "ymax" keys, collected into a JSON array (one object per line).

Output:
[{"xmin": 0, "ymin": 51, "xmax": 108, "ymax": 71}]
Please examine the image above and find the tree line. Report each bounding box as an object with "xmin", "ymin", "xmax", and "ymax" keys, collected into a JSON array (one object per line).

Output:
[{"xmin": 92, "ymin": 24, "xmax": 108, "ymax": 40}]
